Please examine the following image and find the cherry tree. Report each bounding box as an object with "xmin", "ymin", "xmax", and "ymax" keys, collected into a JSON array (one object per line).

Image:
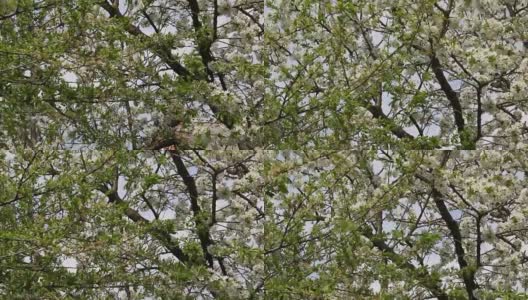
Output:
[
  {"xmin": 265, "ymin": 150, "xmax": 528, "ymax": 299},
  {"xmin": 0, "ymin": 150, "xmax": 265, "ymax": 298},
  {"xmin": 0, "ymin": 0, "xmax": 263, "ymax": 150},
  {"xmin": 1, "ymin": 0, "xmax": 265, "ymax": 298},
  {"xmin": 266, "ymin": 0, "xmax": 528, "ymax": 149},
  {"xmin": 1, "ymin": 0, "xmax": 528, "ymax": 299}
]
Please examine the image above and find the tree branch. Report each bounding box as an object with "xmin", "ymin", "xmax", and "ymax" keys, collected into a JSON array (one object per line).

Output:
[
  {"xmin": 361, "ymin": 226, "xmax": 448, "ymax": 300},
  {"xmin": 430, "ymin": 189, "xmax": 478, "ymax": 299},
  {"xmin": 169, "ymin": 151, "xmax": 215, "ymax": 268},
  {"xmin": 98, "ymin": 0, "xmax": 235, "ymax": 134},
  {"xmin": 415, "ymin": 152, "xmax": 478, "ymax": 299},
  {"xmin": 98, "ymin": 185, "xmax": 190, "ymax": 265},
  {"xmin": 98, "ymin": 1, "xmax": 191, "ymax": 78},
  {"xmin": 430, "ymin": 55, "xmax": 470, "ymax": 148},
  {"xmin": 367, "ymin": 105, "xmax": 415, "ymax": 140}
]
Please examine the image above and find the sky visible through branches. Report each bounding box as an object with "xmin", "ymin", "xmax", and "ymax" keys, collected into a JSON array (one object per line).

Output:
[{"xmin": 1, "ymin": 0, "xmax": 528, "ymax": 299}]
